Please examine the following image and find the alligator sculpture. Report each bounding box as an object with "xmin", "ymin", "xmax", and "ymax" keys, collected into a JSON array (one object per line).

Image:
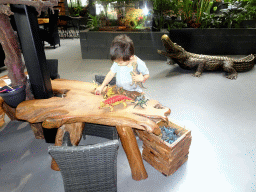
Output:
[{"xmin": 157, "ymin": 34, "xmax": 255, "ymax": 79}]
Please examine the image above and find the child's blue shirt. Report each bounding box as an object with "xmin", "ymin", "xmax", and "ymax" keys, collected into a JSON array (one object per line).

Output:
[{"xmin": 110, "ymin": 56, "xmax": 149, "ymax": 93}]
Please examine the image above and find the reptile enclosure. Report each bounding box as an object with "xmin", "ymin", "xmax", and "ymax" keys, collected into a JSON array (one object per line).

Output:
[{"xmin": 168, "ymin": 29, "xmax": 256, "ymax": 55}]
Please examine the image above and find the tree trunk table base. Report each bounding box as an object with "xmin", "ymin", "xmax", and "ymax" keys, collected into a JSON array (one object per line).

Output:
[
  {"xmin": 30, "ymin": 123, "xmax": 44, "ymax": 139},
  {"xmin": 116, "ymin": 125, "xmax": 148, "ymax": 180}
]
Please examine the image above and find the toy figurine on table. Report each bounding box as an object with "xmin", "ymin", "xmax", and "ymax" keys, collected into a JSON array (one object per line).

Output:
[{"xmin": 95, "ymin": 34, "xmax": 150, "ymax": 111}]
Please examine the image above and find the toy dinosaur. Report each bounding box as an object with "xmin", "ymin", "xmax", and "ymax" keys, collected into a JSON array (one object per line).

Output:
[
  {"xmin": 158, "ymin": 34, "xmax": 255, "ymax": 79},
  {"xmin": 103, "ymin": 85, "xmax": 116, "ymax": 99},
  {"xmin": 133, "ymin": 95, "xmax": 149, "ymax": 109},
  {"xmin": 130, "ymin": 61, "xmax": 146, "ymax": 88},
  {"xmin": 99, "ymin": 95, "xmax": 133, "ymax": 112}
]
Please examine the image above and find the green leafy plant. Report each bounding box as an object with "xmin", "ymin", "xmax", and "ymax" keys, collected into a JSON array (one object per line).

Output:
[
  {"xmin": 219, "ymin": 1, "xmax": 246, "ymax": 28},
  {"xmin": 153, "ymin": 15, "xmax": 165, "ymax": 30},
  {"xmin": 86, "ymin": 14, "xmax": 100, "ymax": 30},
  {"xmin": 199, "ymin": 0, "xmax": 249, "ymax": 28},
  {"xmin": 167, "ymin": 21, "xmax": 188, "ymax": 29},
  {"xmin": 175, "ymin": 0, "xmax": 213, "ymax": 28},
  {"xmin": 164, "ymin": 0, "xmax": 256, "ymax": 29},
  {"xmin": 68, "ymin": 0, "xmax": 88, "ymax": 17},
  {"xmin": 150, "ymin": 0, "xmax": 175, "ymax": 30},
  {"xmin": 195, "ymin": 0, "xmax": 213, "ymax": 23},
  {"xmin": 200, "ymin": 13, "xmax": 224, "ymax": 28},
  {"xmin": 150, "ymin": 0, "xmax": 176, "ymax": 16},
  {"xmin": 243, "ymin": 0, "xmax": 256, "ymax": 20}
]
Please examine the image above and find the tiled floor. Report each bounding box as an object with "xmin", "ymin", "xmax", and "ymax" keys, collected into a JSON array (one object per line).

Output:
[{"xmin": 0, "ymin": 38, "xmax": 256, "ymax": 192}]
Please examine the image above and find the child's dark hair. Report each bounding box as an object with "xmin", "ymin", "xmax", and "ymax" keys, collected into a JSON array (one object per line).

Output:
[{"xmin": 110, "ymin": 34, "xmax": 134, "ymax": 61}]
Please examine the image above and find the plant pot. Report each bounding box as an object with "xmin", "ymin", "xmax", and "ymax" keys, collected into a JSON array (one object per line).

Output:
[
  {"xmin": 0, "ymin": 85, "xmax": 26, "ymax": 108},
  {"xmin": 169, "ymin": 28, "xmax": 256, "ymax": 55},
  {"xmin": 80, "ymin": 31, "xmax": 166, "ymax": 60},
  {"xmin": 241, "ymin": 20, "xmax": 256, "ymax": 28}
]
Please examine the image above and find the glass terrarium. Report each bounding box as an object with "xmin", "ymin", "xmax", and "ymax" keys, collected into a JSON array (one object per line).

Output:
[{"xmin": 90, "ymin": 0, "xmax": 153, "ymax": 31}]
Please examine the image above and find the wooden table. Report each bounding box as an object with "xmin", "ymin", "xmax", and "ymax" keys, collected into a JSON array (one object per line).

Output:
[{"xmin": 0, "ymin": 78, "xmax": 171, "ymax": 181}]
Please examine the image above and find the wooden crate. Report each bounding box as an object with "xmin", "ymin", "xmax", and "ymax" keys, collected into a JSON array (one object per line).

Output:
[{"xmin": 135, "ymin": 120, "xmax": 192, "ymax": 176}]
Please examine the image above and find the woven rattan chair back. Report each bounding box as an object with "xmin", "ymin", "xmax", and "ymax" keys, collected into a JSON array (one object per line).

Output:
[
  {"xmin": 83, "ymin": 123, "xmax": 119, "ymax": 140},
  {"xmin": 48, "ymin": 132, "xmax": 119, "ymax": 192}
]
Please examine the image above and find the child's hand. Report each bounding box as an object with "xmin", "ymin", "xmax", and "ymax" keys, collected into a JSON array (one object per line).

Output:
[
  {"xmin": 95, "ymin": 86, "xmax": 103, "ymax": 95},
  {"xmin": 132, "ymin": 73, "xmax": 144, "ymax": 82}
]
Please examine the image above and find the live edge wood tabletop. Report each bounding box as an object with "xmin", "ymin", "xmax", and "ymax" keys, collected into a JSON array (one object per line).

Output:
[{"xmin": 0, "ymin": 78, "xmax": 171, "ymax": 181}]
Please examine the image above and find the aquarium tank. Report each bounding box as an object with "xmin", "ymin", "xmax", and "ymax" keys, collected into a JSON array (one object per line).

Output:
[{"xmin": 87, "ymin": 0, "xmax": 153, "ymax": 31}]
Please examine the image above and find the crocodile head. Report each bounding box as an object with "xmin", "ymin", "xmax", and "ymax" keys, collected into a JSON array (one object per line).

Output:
[
  {"xmin": 161, "ymin": 34, "xmax": 184, "ymax": 53},
  {"xmin": 157, "ymin": 34, "xmax": 185, "ymax": 59}
]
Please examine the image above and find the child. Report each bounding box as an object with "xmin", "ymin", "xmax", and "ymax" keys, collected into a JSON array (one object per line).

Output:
[{"xmin": 95, "ymin": 34, "xmax": 149, "ymax": 95}]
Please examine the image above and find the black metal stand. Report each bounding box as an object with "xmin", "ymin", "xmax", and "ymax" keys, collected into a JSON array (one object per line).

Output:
[
  {"xmin": 10, "ymin": 4, "xmax": 53, "ymax": 99},
  {"xmin": 0, "ymin": 44, "xmax": 5, "ymax": 68}
]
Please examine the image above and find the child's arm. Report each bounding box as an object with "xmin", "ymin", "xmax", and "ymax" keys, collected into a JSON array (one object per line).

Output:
[
  {"xmin": 95, "ymin": 70, "xmax": 115, "ymax": 95},
  {"xmin": 133, "ymin": 58, "xmax": 149, "ymax": 83},
  {"xmin": 142, "ymin": 74, "xmax": 149, "ymax": 83}
]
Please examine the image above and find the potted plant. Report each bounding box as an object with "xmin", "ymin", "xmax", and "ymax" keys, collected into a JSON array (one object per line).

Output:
[
  {"xmin": 162, "ymin": 0, "xmax": 256, "ymax": 55},
  {"xmin": 68, "ymin": 0, "xmax": 88, "ymax": 17},
  {"xmin": 240, "ymin": 0, "xmax": 256, "ymax": 28},
  {"xmin": 86, "ymin": 14, "xmax": 100, "ymax": 30},
  {"xmin": 150, "ymin": 0, "xmax": 176, "ymax": 31}
]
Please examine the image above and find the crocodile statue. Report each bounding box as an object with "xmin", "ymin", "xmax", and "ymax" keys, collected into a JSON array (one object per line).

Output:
[{"xmin": 157, "ymin": 34, "xmax": 255, "ymax": 79}]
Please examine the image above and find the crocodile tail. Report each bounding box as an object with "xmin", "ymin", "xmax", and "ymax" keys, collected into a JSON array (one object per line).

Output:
[{"xmin": 233, "ymin": 54, "xmax": 255, "ymax": 72}]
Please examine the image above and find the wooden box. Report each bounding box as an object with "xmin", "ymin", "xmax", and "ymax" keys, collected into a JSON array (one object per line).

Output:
[{"xmin": 135, "ymin": 120, "xmax": 192, "ymax": 176}]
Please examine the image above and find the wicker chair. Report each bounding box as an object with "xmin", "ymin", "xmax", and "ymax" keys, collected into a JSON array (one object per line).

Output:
[
  {"xmin": 48, "ymin": 130, "xmax": 119, "ymax": 192},
  {"xmin": 83, "ymin": 122, "xmax": 119, "ymax": 140},
  {"xmin": 95, "ymin": 75, "xmax": 116, "ymax": 86}
]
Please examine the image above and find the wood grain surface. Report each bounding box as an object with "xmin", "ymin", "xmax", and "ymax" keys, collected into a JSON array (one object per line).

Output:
[{"xmin": 16, "ymin": 79, "xmax": 171, "ymax": 133}]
